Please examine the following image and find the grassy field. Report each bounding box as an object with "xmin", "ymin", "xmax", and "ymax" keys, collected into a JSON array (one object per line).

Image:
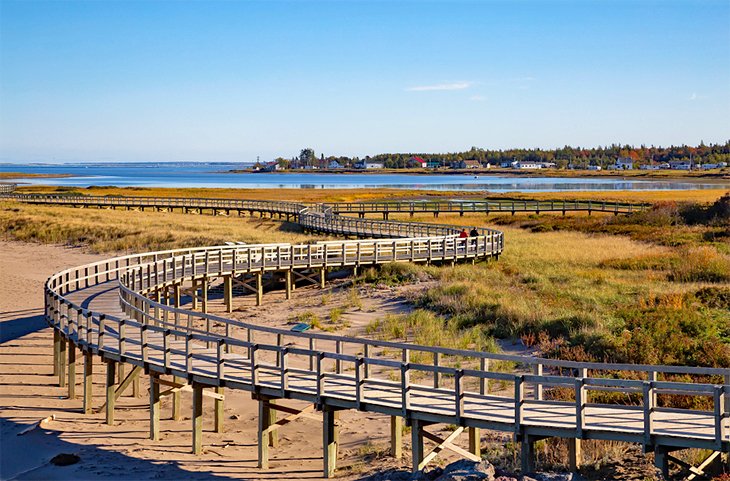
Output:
[
  {"xmin": 15, "ymin": 183, "xmax": 730, "ymax": 203},
  {"xmin": 361, "ymin": 204, "xmax": 730, "ymax": 372},
  {"xmin": 0, "ymin": 201, "xmax": 324, "ymax": 253}
]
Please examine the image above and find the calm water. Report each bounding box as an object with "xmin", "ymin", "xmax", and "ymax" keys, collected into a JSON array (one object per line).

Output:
[{"xmin": 1, "ymin": 162, "xmax": 726, "ymax": 192}]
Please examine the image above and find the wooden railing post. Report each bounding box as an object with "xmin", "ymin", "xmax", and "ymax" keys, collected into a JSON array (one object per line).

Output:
[{"xmin": 643, "ymin": 380, "xmax": 654, "ymax": 446}]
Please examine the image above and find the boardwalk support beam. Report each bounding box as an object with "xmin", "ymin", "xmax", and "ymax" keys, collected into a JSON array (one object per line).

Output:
[
  {"xmin": 67, "ymin": 340, "xmax": 76, "ymax": 399},
  {"xmin": 323, "ymin": 406, "xmax": 340, "ymax": 478},
  {"xmin": 390, "ymin": 415, "xmax": 402, "ymax": 459},
  {"xmin": 105, "ymin": 360, "xmax": 116, "ymax": 425},
  {"xmin": 192, "ymin": 383, "xmax": 204, "ymax": 455},
  {"xmin": 83, "ymin": 351, "xmax": 93, "ymax": 414},
  {"xmin": 150, "ymin": 373, "xmax": 160, "ymax": 441}
]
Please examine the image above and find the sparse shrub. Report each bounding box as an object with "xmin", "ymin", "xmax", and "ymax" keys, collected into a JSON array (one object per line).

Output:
[
  {"xmin": 359, "ymin": 262, "xmax": 432, "ymax": 285},
  {"xmin": 329, "ymin": 307, "xmax": 344, "ymax": 324},
  {"xmin": 669, "ymin": 247, "xmax": 730, "ymax": 283},
  {"xmin": 346, "ymin": 287, "xmax": 363, "ymax": 310},
  {"xmin": 695, "ymin": 286, "xmax": 730, "ymax": 309}
]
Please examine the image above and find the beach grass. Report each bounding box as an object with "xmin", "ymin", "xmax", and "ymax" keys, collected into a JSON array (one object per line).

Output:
[{"xmin": 0, "ymin": 200, "xmax": 325, "ymax": 253}]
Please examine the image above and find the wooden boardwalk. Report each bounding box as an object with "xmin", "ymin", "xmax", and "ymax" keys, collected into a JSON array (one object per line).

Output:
[
  {"xmin": 2, "ymin": 192, "xmax": 647, "ymax": 216},
  {"xmin": 18, "ymin": 193, "xmax": 729, "ymax": 478}
]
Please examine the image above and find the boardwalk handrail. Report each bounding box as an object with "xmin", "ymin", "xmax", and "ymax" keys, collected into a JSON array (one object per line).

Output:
[
  {"xmin": 25, "ymin": 193, "xmax": 730, "ymax": 476},
  {"xmin": 2, "ymin": 192, "xmax": 649, "ymax": 215}
]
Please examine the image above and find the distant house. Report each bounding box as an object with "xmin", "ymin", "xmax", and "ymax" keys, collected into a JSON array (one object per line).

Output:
[
  {"xmin": 452, "ymin": 160, "xmax": 482, "ymax": 169},
  {"xmin": 328, "ymin": 160, "xmax": 342, "ymax": 169},
  {"xmin": 699, "ymin": 162, "xmax": 727, "ymax": 170},
  {"xmin": 262, "ymin": 161, "xmax": 280, "ymax": 172},
  {"xmin": 408, "ymin": 156, "xmax": 427, "ymax": 168},
  {"xmin": 669, "ymin": 161, "xmax": 691, "ymax": 170},
  {"xmin": 514, "ymin": 161, "xmax": 542, "ymax": 169},
  {"xmin": 615, "ymin": 157, "xmax": 634, "ymax": 170},
  {"xmin": 501, "ymin": 161, "xmax": 517, "ymax": 168},
  {"xmin": 640, "ymin": 164, "xmax": 661, "ymax": 170},
  {"xmin": 540, "ymin": 162, "xmax": 557, "ymax": 169},
  {"xmin": 426, "ymin": 161, "xmax": 441, "ymax": 169},
  {"xmin": 587, "ymin": 165, "xmax": 602, "ymax": 171},
  {"xmin": 356, "ymin": 160, "xmax": 384, "ymax": 169}
]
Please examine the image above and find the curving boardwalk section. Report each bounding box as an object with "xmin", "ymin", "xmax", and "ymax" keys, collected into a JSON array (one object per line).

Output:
[{"xmin": 7, "ymin": 193, "xmax": 728, "ymax": 478}]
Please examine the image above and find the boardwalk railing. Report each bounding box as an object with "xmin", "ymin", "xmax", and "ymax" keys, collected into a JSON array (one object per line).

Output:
[
  {"xmin": 1, "ymin": 192, "xmax": 648, "ymax": 216},
  {"xmin": 0, "ymin": 183, "xmax": 17, "ymax": 194},
  {"xmin": 327, "ymin": 200, "xmax": 648, "ymax": 215}
]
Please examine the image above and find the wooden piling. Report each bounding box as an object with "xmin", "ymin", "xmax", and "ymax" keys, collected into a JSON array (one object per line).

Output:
[
  {"xmin": 256, "ymin": 272, "xmax": 263, "ymax": 306},
  {"xmin": 285, "ymin": 270, "xmax": 292, "ymax": 300},
  {"xmin": 468, "ymin": 427, "xmax": 481, "ymax": 457},
  {"xmin": 214, "ymin": 386, "xmax": 224, "ymax": 433},
  {"xmin": 83, "ymin": 351, "xmax": 93, "ymax": 414},
  {"xmin": 568, "ymin": 438, "xmax": 582, "ymax": 471},
  {"xmin": 201, "ymin": 277, "xmax": 208, "ymax": 313},
  {"xmin": 172, "ymin": 376, "xmax": 182, "ymax": 420},
  {"xmin": 258, "ymin": 399, "xmax": 271, "ymax": 468},
  {"xmin": 58, "ymin": 337, "xmax": 67, "ymax": 388},
  {"xmin": 105, "ymin": 360, "xmax": 116, "ymax": 425},
  {"xmin": 411, "ymin": 418, "xmax": 424, "ymax": 472},
  {"xmin": 53, "ymin": 330, "xmax": 61, "ymax": 376},
  {"xmin": 520, "ymin": 435, "xmax": 536, "ymax": 474},
  {"xmin": 268, "ymin": 399, "xmax": 278, "ymax": 447},
  {"xmin": 390, "ymin": 416, "xmax": 402, "ymax": 459},
  {"xmin": 192, "ymin": 383, "xmax": 204, "ymax": 455},
  {"xmin": 323, "ymin": 406, "xmax": 339, "ymax": 478},
  {"xmin": 150, "ymin": 373, "xmax": 160, "ymax": 441},
  {"xmin": 67, "ymin": 341, "xmax": 76, "ymax": 399},
  {"xmin": 224, "ymin": 275, "xmax": 233, "ymax": 312}
]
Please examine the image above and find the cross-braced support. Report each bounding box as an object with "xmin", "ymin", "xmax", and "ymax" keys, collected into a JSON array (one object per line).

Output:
[
  {"xmin": 96, "ymin": 365, "xmax": 142, "ymax": 413},
  {"xmin": 411, "ymin": 421, "xmax": 480, "ymax": 473},
  {"xmin": 257, "ymin": 398, "xmax": 320, "ymax": 470}
]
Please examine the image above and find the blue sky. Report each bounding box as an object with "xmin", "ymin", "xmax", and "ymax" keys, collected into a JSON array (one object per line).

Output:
[{"xmin": 1, "ymin": 0, "xmax": 729, "ymax": 163}]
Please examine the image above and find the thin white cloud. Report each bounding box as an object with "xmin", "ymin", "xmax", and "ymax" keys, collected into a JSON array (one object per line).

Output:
[
  {"xmin": 469, "ymin": 95, "xmax": 486, "ymax": 102},
  {"xmin": 689, "ymin": 92, "xmax": 708, "ymax": 101},
  {"xmin": 406, "ymin": 81, "xmax": 473, "ymax": 92}
]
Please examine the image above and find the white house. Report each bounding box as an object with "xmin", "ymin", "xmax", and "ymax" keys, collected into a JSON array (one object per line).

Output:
[
  {"xmin": 328, "ymin": 160, "xmax": 342, "ymax": 169},
  {"xmin": 587, "ymin": 165, "xmax": 602, "ymax": 171},
  {"xmin": 615, "ymin": 157, "xmax": 634, "ymax": 170},
  {"xmin": 515, "ymin": 162, "xmax": 542, "ymax": 169},
  {"xmin": 356, "ymin": 161, "xmax": 384, "ymax": 169},
  {"xmin": 640, "ymin": 164, "xmax": 661, "ymax": 170}
]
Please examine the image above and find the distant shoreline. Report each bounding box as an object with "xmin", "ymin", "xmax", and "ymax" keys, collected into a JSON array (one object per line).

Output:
[{"xmin": 226, "ymin": 167, "xmax": 730, "ymax": 181}]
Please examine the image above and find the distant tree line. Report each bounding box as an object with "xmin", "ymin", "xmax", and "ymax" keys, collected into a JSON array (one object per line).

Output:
[{"xmin": 265, "ymin": 142, "xmax": 730, "ymax": 169}]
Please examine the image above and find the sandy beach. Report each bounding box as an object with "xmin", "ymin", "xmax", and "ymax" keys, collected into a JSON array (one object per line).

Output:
[{"xmin": 0, "ymin": 240, "xmax": 477, "ymax": 481}]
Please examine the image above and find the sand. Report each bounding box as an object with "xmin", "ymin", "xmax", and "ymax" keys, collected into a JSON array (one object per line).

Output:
[{"xmin": 0, "ymin": 240, "xmax": 479, "ymax": 480}]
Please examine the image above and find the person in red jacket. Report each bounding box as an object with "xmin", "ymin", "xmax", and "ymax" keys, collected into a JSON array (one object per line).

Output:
[{"xmin": 459, "ymin": 229, "xmax": 468, "ymax": 238}]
